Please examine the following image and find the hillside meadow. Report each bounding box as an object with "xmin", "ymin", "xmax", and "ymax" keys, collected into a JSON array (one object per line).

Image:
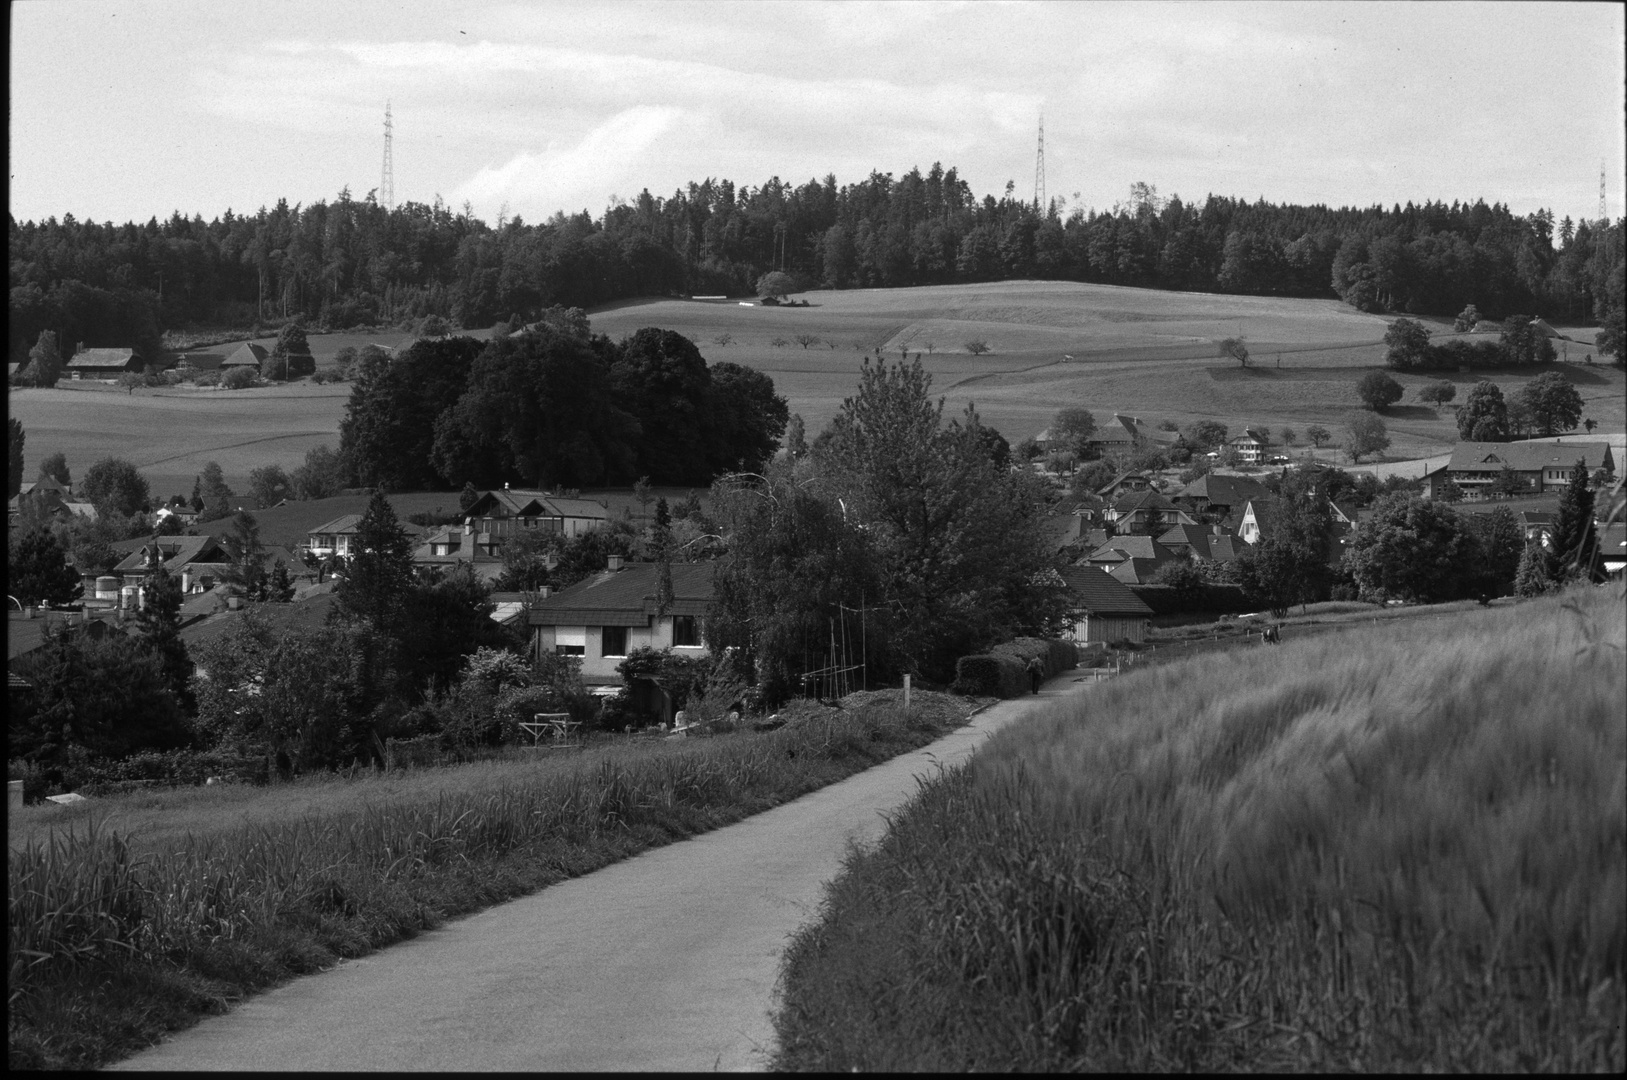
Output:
[
  {"xmin": 9, "ymin": 281, "xmax": 1622, "ymax": 496},
  {"xmin": 772, "ymin": 584, "xmax": 1626, "ymax": 1071}
]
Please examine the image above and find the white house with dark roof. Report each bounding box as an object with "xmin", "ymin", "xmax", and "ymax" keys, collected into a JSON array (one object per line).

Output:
[
  {"xmin": 1421, "ymin": 441, "xmax": 1615, "ymax": 501},
  {"xmin": 527, "ymin": 560, "xmax": 713, "ymax": 683}
]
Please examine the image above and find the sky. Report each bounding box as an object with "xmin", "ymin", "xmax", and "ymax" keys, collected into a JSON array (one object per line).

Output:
[{"xmin": 9, "ymin": 0, "xmax": 1625, "ymax": 229}]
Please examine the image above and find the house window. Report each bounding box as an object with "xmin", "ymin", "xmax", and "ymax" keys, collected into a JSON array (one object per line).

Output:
[
  {"xmin": 672, "ymin": 615, "xmax": 701, "ymax": 647},
  {"xmin": 555, "ymin": 626, "xmax": 586, "ymax": 656},
  {"xmin": 601, "ymin": 625, "xmax": 628, "ymax": 657}
]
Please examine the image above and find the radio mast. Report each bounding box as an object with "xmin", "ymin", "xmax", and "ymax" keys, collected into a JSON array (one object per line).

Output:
[
  {"xmin": 1033, "ymin": 115, "xmax": 1046, "ymax": 213},
  {"xmin": 381, "ymin": 102, "xmax": 395, "ymax": 210},
  {"xmin": 1600, "ymin": 159, "xmax": 1608, "ymax": 224}
]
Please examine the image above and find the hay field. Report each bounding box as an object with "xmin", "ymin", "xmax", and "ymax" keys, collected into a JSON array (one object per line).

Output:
[
  {"xmin": 772, "ymin": 585, "xmax": 1626, "ymax": 1070},
  {"xmin": 10, "ymin": 282, "xmax": 1622, "ymax": 496}
]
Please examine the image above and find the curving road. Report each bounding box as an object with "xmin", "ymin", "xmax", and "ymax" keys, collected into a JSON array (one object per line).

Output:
[{"xmin": 110, "ymin": 674, "xmax": 1092, "ymax": 1072}]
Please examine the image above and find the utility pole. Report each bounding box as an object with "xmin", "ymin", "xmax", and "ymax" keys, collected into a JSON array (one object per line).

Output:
[{"xmin": 381, "ymin": 101, "xmax": 395, "ymax": 211}]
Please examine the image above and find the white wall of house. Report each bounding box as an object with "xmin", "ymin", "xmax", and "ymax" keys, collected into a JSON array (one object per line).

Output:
[{"xmin": 532, "ymin": 615, "xmax": 706, "ymax": 678}]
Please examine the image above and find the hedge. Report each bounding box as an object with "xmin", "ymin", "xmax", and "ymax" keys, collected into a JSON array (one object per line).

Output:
[
  {"xmin": 987, "ymin": 636, "xmax": 1078, "ymax": 679},
  {"xmin": 950, "ymin": 654, "xmax": 1028, "ymax": 698}
]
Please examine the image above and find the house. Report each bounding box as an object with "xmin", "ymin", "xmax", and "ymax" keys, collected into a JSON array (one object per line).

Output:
[
  {"xmin": 1227, "ymin": 429, "xmax": 1268, "ymax": 465},
  {"xmin": 176, "ymin": 352, "xmax": 225, "ymax": 372},
  {"xmin": 1237, "ymin": 496, "xmax": 1348, "ymax": 567},
  {"xmin": 1057, "ymin": 565, "xmax": 1154, "ymax": 644},
  {"xmin": 1093, "ymin": 471, "xmax": 1153, "ymax": 500},
  {"xmin": 1082, "ymin": 535, "xmax": 1182, "ymax": 577},
  {"xmin": 110, "ymin": 535, "xmax": 234, "ymax": 601},
  {"xmin": 1421, "ymin": 441, "xmax": 1615, "ymax": 501},
  {"xmin": 1155, "ymin": 523, "xmax": 1251, "ymax": 564},
  {"xmin": 8, "ymin": 609, "xmax": 134, "ymax": 670},
  {"xmin": 462, "ymin": 488, "xmax": 611, "ymax": 540},
  {"xmin": 10, "ymin": 484, "xmax": 95, "ymax": 529},
  {"xmin": 1102, "ymin": 490, "xmax": 1194, "ymax": 534},
  {"xmin": 527, "ymin": 559, "xmax": 714, "ymax": 721},
  {"xmin": 1085, "ymin": 414, "xmax": 1182, "ymax": 456},
  {"xmin": 1173, "ymin": 473, "xmax": 1271, "ymax": 524},
  {"xmin": 222, "ymin": 343, "xmax": 269, "ymax": 369},
  {"xmin": 64, "ymin": 347, "xmax": 143, "ymax": 378},
  {"xmin": 411, "ymin": 524, "xmax": 508, "ymax": 581}
]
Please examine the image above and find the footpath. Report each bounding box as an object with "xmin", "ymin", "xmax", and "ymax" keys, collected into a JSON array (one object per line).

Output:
[{"xmin": 110, "ymin": 672, "xmax": 1092, "ymax": 1072}]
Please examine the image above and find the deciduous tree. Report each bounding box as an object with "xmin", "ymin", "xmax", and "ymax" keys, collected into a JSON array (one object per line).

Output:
[
  {"xmin": 1417, "ymin": 379, "xmax": 1457, "ymax": 406},
  {"xmin": 197, "ymin": 460, "xmax": 235, "ymax": 521},
  {"xmin": 1345, "ymin": 494, "xmax": 1477, "ymax": 602},
  {"xmin": 1509, "ymin": 372, "xmax": 1584, "ymax": 436},
  {"xmin": 1305, "ymin": 424, "xmax": 1331, "ymax": 448},
  {"xmin": 81, "ymin": 457, "xmax": 151, "ymax": 518},
  {"xmin": 8, "ymin": 418, "xmax": 23, "ymax": 497},
  {"xmin": 1383, "ymin": 318, "xmax": 1432, "ymax": 369},
  {"xmin": 1343, "ymin": 412, "xmax": 1390, "ymax": 462},
  {"xmin": 8, "ymin": 528, "xmax": 82, "ymax": 607},
  {"xmin": 248, "ymin": 465, "xmax": 292, "ymax": 509},
  {"xmin": 1356, "ymin": 371, "xmax": 1404, "ymax": 410},
  {"xmin": 1457, "ymin": 381, "xmax": 1508, "ymax": 440}
]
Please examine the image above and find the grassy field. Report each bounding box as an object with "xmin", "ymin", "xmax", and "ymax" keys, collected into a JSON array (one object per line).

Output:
[
  {"xmin": 771, "ymin": 585, "xmax": 1626, "ymax": 1071},
  {"xmin": 6, "ymin": 689, "xmax": 981, "ymax": 1070},
  {"xmin": 10, "ymin": 281, "xmax": 1623, "ymax": 497}
]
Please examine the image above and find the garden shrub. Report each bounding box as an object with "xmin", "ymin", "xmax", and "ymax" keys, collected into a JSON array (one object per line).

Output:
[
  {"xmin": 221, "ymin": 367, "xmax": 258, "ymax": 390},
  {"xmin": 950, "ymin": 654, "xmax": 1027, "ymax": 698}
]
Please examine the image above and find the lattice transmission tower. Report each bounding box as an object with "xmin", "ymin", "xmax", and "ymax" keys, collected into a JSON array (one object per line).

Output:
[
  {"xmin": 381, "ymin": 102, "xmax": 395, "ymax": 210},
  {"xmin": 1033, "ymin": 115, "xmax": 1046, "ymax": 213}
]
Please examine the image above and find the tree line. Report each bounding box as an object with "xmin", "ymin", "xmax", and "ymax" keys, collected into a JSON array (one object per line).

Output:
[{"xmin": 11, "ymin": 169, "xmax": 1623, "ymax": 366}]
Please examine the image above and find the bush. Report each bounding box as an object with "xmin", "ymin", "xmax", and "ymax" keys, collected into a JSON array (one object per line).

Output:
[
  {"xmin": 950, "ymin": 654, "xmax": 1027, "ymax": 698},
  {"xmin": 192, "ymin": 368, "xmax": 222, "ymax": 387},
  {"xmin": 221, "ymin": 367, "xmax": 258, "ymax": 390},
  {"xmin": 986, "ymin": 636, "xmax": 1077, "ymax": 679}
]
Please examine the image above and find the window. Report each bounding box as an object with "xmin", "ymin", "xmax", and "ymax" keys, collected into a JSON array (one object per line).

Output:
[
  {"xmin": 601, "ymin": 625, "xmax": 627, "ymax": 657},
  {"xmin": 555, "ymin": 626, "xmax": 586, "ymax": 656},
  {"xmin": 672, "ymin": 615, "xmax": 700, "ymax": 648}
]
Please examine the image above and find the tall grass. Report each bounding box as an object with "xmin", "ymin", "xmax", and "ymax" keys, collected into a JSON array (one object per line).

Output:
[
  {"xmin": 8, "ymin": 692, "xmax": 964, "ymax": 1070},
  {"xmin": 773, "ymin": 587, "xmax": 1626, "ymax": 1071}
]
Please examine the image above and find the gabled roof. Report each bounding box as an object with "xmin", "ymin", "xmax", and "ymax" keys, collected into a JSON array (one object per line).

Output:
[
  {"xmin": 1057, "ymin": 565, "xmax": 1154, "ymax": 616},
  {"xmin": 110, "ymin": 535, "xmax": 230, "ymax": 575},
  {"xmin": 1094, "ymin": 471, "xmax": 1150, "ymax": 496},
  {"xmin": 1157, "ymin": 523, "xmax": 1213, "ymax": 552},
  {"xmin": 1176, "ymin": 472, "xmax": 1270, "ymax": 508},
  {"xmin": 528, "ymin": 562, "xmax": 714, "ymax": 627},
  {"xmin": 64, "ymin": 347, "xmax": 139, "ymax": 370},
  {"xmin": 1108, "ymin": 558, "xmax": 1167, "ymax": 584},
  {"xmin": 1519, "ymin": 511, "xmax": 1554, "ymax": 526},
  {"xmin": 1207, "ymin": 534, "xmax": 1251, "ymax": 563},
  {"xmin": 223, "ymin": 343, "xmax": 269, "ymax": 367},
  {"xmin": 309, "ymin": 513, "xmax": 362, "ymax": 535},
  {"xmin": 465, "ymin": 489, "xmax": 611, "ymax": 521},
  {"xmin": 1084, "ymin": 535, "xmax": 1179, "ymax": 565},
  {"xmin": 1110, "ymin": 489, "xmax": 1180, "ymax": 514},
  {"xmin": 180, "ymin": 591, "xmax": 342, "ymax": 649},
  {"xmin": 1445, "ymin": 440, "xmax": 1614, "ymax": 474}
]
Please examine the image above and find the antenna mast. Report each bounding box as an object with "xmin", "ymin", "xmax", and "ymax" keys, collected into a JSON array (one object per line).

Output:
[
  {"xmin": 1033, "ymin": 115, "xmax": 1046, "ymax": 213},
  {"xmin": 382, "ymin": 101, "xmax": 395, "ymax": 211},
  {"xmin": 1600, "ymin": 159, "xmax": 1608, "ymax": 224}
]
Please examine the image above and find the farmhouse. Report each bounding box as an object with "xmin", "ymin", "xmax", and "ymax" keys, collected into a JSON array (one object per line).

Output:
[
  {"xmin": 462, "ymin": 488, "xmax": 611, "ymax": 540},
  {"xmin": 1086, "ymin": 414, "xmax": 1182, "ymax": 456},
  {"xmin": 528, "ymin": 559, "xmax": 713, "ymax": 719},
  {"xmin": 411, "ymin": 524, "xmax": 507, "ymax": 581},
  {"xmin": 1420, "ymin": 441, "xmax": 1615, "ymax": 501},
  {"xmin": 64, "ymin": 347, "xmax": 142, "ymax": 378},
  {"xmin": 1227, "ymin": 429, "xmax": 1268, "ymax": 464},
  {"xmin": 1173, "ymin": 472, "xmax": 1271, "ymax": 526},
  {"xmin": 1102, "ymin": 490, "xmax": 1194, "ymax": 534},
  {"xmin": 1057, "ymin": 565, "xmax": 1153, "ymax": 644},
  {"xmin": 1093, "ymin": 471, "xmax": 1153, "ymax": 499},
  {"xmin": 1156, "ymin": 523, "xmax": 1252, "ymax": 564},
  {"xmin": 222, "ymin": 343, "xmax": 269, "ymax": 370}
]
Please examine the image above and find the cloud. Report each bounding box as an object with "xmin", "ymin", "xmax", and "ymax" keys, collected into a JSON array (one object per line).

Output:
[{"xmin": 455, "ymin": 106, "xmax": 688, "ymax": 214}]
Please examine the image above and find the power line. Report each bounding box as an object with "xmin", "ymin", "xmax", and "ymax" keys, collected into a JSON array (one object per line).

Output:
[{"xmin": 381, "ymin": 101, "xmax": 395, "ymax": 211}]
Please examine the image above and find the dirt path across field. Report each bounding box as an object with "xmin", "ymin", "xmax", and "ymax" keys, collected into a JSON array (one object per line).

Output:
[{"xmin": 109, "ymin": 674, "xmax": 1092, "ymax": 1073}]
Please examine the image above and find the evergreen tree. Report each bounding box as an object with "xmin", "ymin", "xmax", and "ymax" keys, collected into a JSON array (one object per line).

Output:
[
  {"xmin": 1549, "ymin": 460, "xmax": 1601, "ymax": 583},
  {"xmin": 336, "ymin": 489, "xmax": 415, "ymax": 633},
  {"xmin": 458, "ymin": 480, "xmax": 481, "ymax": 512},
  {"xmin": 25, "ymin": 330, "xmax": 64, "ymax": 388},
  {"xmin": 219, "ymin": 512, "xmax": 269, "ymax": 601},
  {"xmin": 198, "ymin": 461, "xmax": 234, "ymax": 522},
  {"xmin": 267, "ymin": 558, "xmax": 296, "ymax": 602},
  {"xmin": 135, "ymin": 562, "xmax": 194, "ymax": 711},
  {"xmin": 1514, "ymin": 540, "xmax": 1556, "ymax": 597}
]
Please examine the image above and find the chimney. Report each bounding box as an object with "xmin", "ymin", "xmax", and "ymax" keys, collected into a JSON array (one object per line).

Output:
[
  {"xmin": 181, "ymin": 569, "xmax": 192, "ymax": 593},
  {"xmin": 464, "ymin": 520, "xmax": 473, "ymax": 536},
  {"xmin": 538, "ymin": 585, "xmax": 552, "ymax": 598},
  {"xmin": 607, "ymin": 554, "xmax": 624, "ymax": 571}
]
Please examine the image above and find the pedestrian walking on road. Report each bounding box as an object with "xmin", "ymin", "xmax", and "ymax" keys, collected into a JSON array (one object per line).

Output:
[{"xmin": 1025, "ymin": 656, "xmax": 1044, "ymax": 694}]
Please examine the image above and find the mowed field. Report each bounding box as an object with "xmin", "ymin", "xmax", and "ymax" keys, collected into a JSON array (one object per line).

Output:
[{"xmin": 10, "ymin": 281, "xmax": 1623, "ymax": 496}]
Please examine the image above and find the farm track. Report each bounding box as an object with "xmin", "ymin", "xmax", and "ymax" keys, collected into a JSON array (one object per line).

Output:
[
  {"xmin": 108, "ymin": 676, "xmax": 1089, "ymax": 1072},
  {"xmin": 135, "ymin": 432, "xmax": 334, "ymax": 468}
]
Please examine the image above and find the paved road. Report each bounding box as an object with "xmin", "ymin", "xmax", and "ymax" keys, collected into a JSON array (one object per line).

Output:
[{"xmin": 110, "ymin": 675, "xmax": 1091, "ymax": 1072}]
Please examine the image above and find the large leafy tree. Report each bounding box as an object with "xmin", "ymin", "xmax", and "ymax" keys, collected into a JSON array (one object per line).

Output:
[
  {"xmin": 1461, "ymin": 505, "xmax": 1524, "ymax": 600},
  {"xmin": 340, "ymin": 335, "xmax": 486, "ymax": 490},
  {"xmin": 80, "ymin": 457, "xmax": 151, "ymax": 518},
  {"xmin": 37, "ymin": 452, "xmax": 71, "ymax": 488},
  {"xmin": 1500, "ymin": 314, "xmax": 1557, "ymax": 365},
  {"xmin": 1237, "ymin": 482, "xmax": 1336, "ymax": 614},
  {"xmin": 24, "ymin": 330, "xmax": 64, "ymax": 387},
  {"xmin": 1382, "ymin": 317, "xmax": 1433, "ymax": 369},
  {"xmin": 1356, "ymin": 371, "xmax": 1404, "ymax": 410},
  {"xmin": 335, "ymin": 489, "xmax": 416, "ymax": 634},
  {"xmin": 1457, "ymin": 381, "xmax": 1509, "ymax": 441},
  {"xmin": 709, "ymin": 460, "xmax": 884, "ymax": 704},
  {"xmin": 197, "ymin": 460, "xmax": 235, "ymax": 522},
  {"xmin": 813, "ymin": 358, "xmax": 1060, "ymax": 679},
  {"xmin": 8, "ymin": 528, "xmax": 83, "ymax": 606},
  {"xmin": 1509, "ymin": 372, "xmax": 1584, "ymax": 436},
  {"xmin": 706, "ymin": 360, "xmax": 790, "ymax": 476},
  {"xmin": 611, "ymin": 328, "xmax": 716, "ymax": 485},
  {"xmin": 1343, "ymin": 411, "xmax": 1390, "ymax": 462},
  {"xmin": 248, "ymin": 464, "xmax": 292, "ymax": 509},
  {"xmin": 1344, "ymin": 494, "xmax": 1477, "ymax": 602},
  {"xmin": 1051, "ymin": 407, "xmax": 1097, "ymax": 457},
  {"xmin": 432, "ymin": 325, "xmax": 638, "ymax": 488},
  {"xmin": 398, "ymin": 564, "xmax": 514, "ymax": 694}
]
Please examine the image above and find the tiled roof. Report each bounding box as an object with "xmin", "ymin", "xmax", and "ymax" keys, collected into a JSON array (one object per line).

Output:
[
  {"xmin": 309, "ymin": 513, "xmax": 363, "ymax": 536},
  {"xmin": 1176, "ymin": 472, "xmax": 1271, "ymax": 508},
  {"xmin": 528, "ymin": 562, "xmax": 714, "ymax": 627},
  {"xmin": 181, "ymin": 592, "xmax": 342, "ymax": 649},
  {"xmin": 1207, "ymin": 535, "xmax": 1252, "ymax": 563},
  {"xmin": 110, "ymin": 535, "xmax": 228, "ymax": 575},
  {"xmin": 1110, "ymin": 490, "xmax": 1180, "ymax": 514},
  {"xmin": 224, "ymin": 343, "xmax": 268, "ymax": 367},
  {"xmin": 1157, "ymin": 523, "xmax": 1213, "ymax": 553},
  {"xmin": 469, "ymin": 489, "xmax": 610, "ymax": 521},
  {"xmin": 64, "ymin": 348, "xmax": 138, "ymax": 369},
  {"xmin": 1108, "ymin": 558, "xmax": 1167, "ymax": 584},
  {"xmin": 1445, "ymin": 441, "xmax": 1613, "ymax": 473},
  {"xmin": 1084, "ymin": 536, "xmax": 1179, "ymax": 565},
  {"xmin": 1057, "ymin": 565, "xmax": 1154, "ymax": 615}
]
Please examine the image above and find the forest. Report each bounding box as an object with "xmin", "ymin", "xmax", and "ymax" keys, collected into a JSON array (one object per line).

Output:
[{"xmin": 9, "ymin": 164, "xmax": 1625, "ymax": 366}]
